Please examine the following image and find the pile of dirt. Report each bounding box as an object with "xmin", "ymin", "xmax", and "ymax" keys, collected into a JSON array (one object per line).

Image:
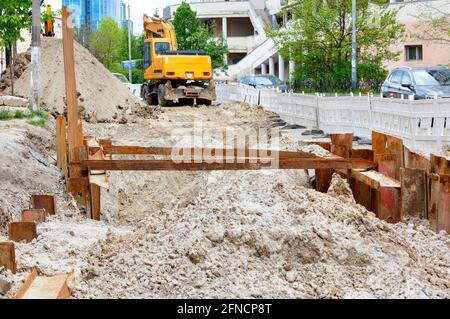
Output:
[
  {"xmin": 1, "ymin": 38, "xmax": 151, "ymax": 123},
  {"xmin": 0, "ymin": 118, "xmax": 68, "ymax": 236},
  {"xmin": 0, "ymin": 52, "xmax": 31, "ymax": 91}
]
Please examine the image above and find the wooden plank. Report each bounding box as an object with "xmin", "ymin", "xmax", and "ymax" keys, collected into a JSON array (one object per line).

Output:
[
  {"xmin": 404, "ymin": 147, "xmax": 430, "ymax": 171},
  {"xmin": 9, "ymin": 222, "xmax": 37, "ymax": 243},
  {"xmin": 430, "ymin": 154, "xmax": 450, "ymax": 175},
  {"xmin": 376, "ymin": 154, "xmax": 397, "ymax": 179},
  {"xmin": 15, "ymin": 269, "xmax": 38, "ymax": 299},
  {"xmin": 330, "ymin": 133, "xmax": 353, "ymax": 159},
  {"xmin": 102, "ymin": 145, "xmax": 324, "ymax": 159},
  {"xmin": 62, "ymin": 8, "xmax": 82, "ymax": 158},
  {"xmin": 22, "ymin": 209, "xmax": 47, "ymax": 224},
  {"xmin": 55, "ymin": 116, "xmax": 66, "ymax": 170},
  {"xmin": 372, "ymin": 131, "xmax": 404, "ymax": 179},
  {"xmin": 400, "ymin": 168, "xmax": 427, "ymax": 220},
  {"xmin": 0, "ymin": 242, "xmax": 16, "ymax": 274},
  {"xmin": 377, "ymin": 187, "xmax": 401, "ymax": 223},
  {"xmin": 15, "ymin": 269, "xmax": 73, "ymax": 299},
  {"xmin": 429, "ymin": 178, "xmax": 441, "ymax": 231},
  {"xmin": 315, "ymin": 169, "xmax": 333, "ymax": 193},
  {"xmin": 82, "ymin": 158, "xmax": 354, "ymax": 171},
  {"xmin": 31, "ymin": 195, "xmax": 56, "ymax": 215},
  {"xmin": 90, "ymin": 184, "xmax": 101, "ymax": 221},
  {"xmin": 351, "ymin": 178, "xmax": 372, "ymax": 211},
  {"xmin": 351, "ymin": 170, "xmax": 401, "ymax": 189},
  {"xmin": 351, "ymin": 149, "xmax": 374, "ymax": 161},
  {"xmin": 437, "ymin": 175, "xmax": 450, "ymax": 233}
]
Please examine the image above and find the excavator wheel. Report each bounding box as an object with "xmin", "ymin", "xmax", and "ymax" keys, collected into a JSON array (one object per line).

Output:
[{"xmin": 158, "ymin": 84, "xmax": 170, "ymax": 107}]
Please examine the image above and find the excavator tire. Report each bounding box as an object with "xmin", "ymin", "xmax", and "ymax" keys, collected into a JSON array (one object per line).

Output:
[{"xmin": 158, "ymin": 84, "xmax": 169, "ymax": 107}]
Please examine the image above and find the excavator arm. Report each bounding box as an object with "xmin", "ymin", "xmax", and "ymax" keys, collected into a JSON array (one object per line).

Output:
[{"xmin": 143, "ymin": 15, "xmax": 178, "ymax": 51}]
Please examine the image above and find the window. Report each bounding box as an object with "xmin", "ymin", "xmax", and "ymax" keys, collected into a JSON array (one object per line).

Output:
[
  {"xmin": 155, "ymin": 42, "xmax": 170, "ymax": 55},
  {"xmin": 390, "ymin": 71, "xmax": 402, "ymax": 83},
  {"xmin": 405, "ymin": 45, "xmax": 423, "ymax": 61},
  {"xmin": 401, "ymin": 72, "xmax": 412, "ymax": 86},
  {"xmin": 144, "ymin": 42, "xmax": 152, "ymax": 69}
]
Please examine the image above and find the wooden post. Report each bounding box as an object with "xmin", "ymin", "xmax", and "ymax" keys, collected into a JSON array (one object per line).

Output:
[
  {"xmin": 62, "ymin": 7, "xmax": 82, "ymax": 159},
  {"xmin": 56, "ymin": 116, "xmax": 67, "ymax": 171}
]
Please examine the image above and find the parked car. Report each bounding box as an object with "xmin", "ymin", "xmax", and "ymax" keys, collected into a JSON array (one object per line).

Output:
[
  {"xmin": 112, "ymin": 73, "xmax": 132, "ymax": 90},
  {"xmin": 239, "ymin": 74, "xmax": 289, "ymax": 92},
  {"xmin": 381, "ymin": 66, "xmax": 450, "ymax": 99}
]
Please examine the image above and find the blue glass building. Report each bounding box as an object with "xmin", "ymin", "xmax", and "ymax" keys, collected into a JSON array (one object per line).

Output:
[{"xmin": 62, "ymin": 0, "xmax": 121, "ymax": 32}]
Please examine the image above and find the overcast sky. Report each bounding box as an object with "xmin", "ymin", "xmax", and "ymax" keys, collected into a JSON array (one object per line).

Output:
[{"xmin": 45, "ymin": 0, "xmax": 181, "ymax": 33}]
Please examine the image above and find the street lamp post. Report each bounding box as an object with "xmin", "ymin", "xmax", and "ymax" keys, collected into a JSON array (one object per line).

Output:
[
  {"xmin": 30, "ymin": 0, "xmax": 41, "ymax": 110},
  {"xmin": 128, "ymin": 0, "xmax": 133, "ymax": 85},
  {"xmin": 351, "ymin": 0, "xmax": 357, "ymax": 91}
]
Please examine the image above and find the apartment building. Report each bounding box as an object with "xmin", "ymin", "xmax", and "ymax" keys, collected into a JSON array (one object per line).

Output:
[
  {"xmin": 386, "ymin": 0, "xmax": 450, "ymax": 70},
  {"xmin": 163, "ymin": 0, "xmax": 293, "ymax": 81}
]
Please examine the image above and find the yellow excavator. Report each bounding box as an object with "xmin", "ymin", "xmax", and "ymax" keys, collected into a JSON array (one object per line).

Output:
[
  {"xmin": 43, "ymin": 4, "xmax": 55, "ymax": 37},
  {"xmin": 140, "ymin": 15, "xmax": 216, "ymax": 106}
]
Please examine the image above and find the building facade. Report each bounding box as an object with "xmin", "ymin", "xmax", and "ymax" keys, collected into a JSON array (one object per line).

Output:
[
  {"xmin": 163, "ymin": 0, "xmax": 290, "ymax": 80},
  {"xmin": 120, "ymin": 1, "xmax": 134, "ymax": 30},
  {"xmin": 386, "ymin": 0, "xmax": 450, "ymax": 70},
  {"xmin": 62, "ymin": 0, "xmax": 121, "ymax": 32}
]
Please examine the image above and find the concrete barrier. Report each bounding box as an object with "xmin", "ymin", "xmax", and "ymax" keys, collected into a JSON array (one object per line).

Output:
[{"xmin": 217, "ymin": 84, "xmax": 450, "ymax": 152}]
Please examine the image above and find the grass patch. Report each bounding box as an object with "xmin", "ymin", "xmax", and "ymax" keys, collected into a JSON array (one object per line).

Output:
[
  {"xmin": 26, "ymin": 108, "xmax": 48, "ymax": 127},
  {"xmin": 29, "ymin": 109, "xmax": 49, "ymax": 120},
  {"xmin": 14, "ymin": 110, "xmax": 26, "ymax": 119},
  {"xmin": 0, "ymin": 107, "xmax": 47, "ymax": 126},
  {"xmin": 0, "ymin": 108, "xmax": 14, "ymax": 121},
  {"xmin": 27, "ymin": 118, "xmax": 46, "ymax": 127}
]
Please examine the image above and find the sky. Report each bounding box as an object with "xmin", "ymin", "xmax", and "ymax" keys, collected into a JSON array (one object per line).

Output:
[{"xmin": 45, "ymin": 0, "xmax": 181, "ymax": 34}]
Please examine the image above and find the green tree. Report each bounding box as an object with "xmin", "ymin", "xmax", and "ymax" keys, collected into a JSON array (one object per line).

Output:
[
  {"xmin": 410, "ymin": 4, "xmax": 450, "ymax": 44},
  {"xmin": 269, "ymin": 0, "xmax": 405, "ymax": 92},
  {"xmin": 109, "ymin": 26, "xmax": 146, "ymax": 84},
  {"xmin": 0, "ymin": 0, "xmax": 32, "ymax": 95},
  {"xmin": 88, "ymin": 18, "xmax": 121, "ymax": 70},
  {"xmin": 172, "ymin": 1, "xmax": 228, "ymax": 69}
]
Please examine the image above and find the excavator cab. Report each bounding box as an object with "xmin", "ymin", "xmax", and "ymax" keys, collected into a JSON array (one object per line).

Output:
[{"xmin": 140, "ymin": 15, "xmax": 216, "ymax": 106}]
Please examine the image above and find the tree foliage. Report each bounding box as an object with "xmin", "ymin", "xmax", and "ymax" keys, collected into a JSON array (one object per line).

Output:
[
  {"xmin": 409, "ymin": 3, "xmax": 450, "ymax": 44},
  {"xmin": 109, "ymin": 25, "xmax": 146, "ymax": 84},
  {"xmin": 0, "ymin": 0, "xmax": 32, "ymax": 48},
  {"xmin": 268, "ymin": 0, "xmax": 405, "ymax": 91},
  {"xmin": 172, "ymin": 1, "xmax": 228, "ymax": 69},
  {"xmin": 88, "ymin": 18, "xmax": 122, "ymax": 70}
]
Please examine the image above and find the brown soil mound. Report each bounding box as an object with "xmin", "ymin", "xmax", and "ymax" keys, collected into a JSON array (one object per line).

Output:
[
  {"xmin": 1, "ymin": 38, "xmax": 150, "ymax": 123},
  {"xmin": 0, "ymin": 52, "xmax": 31, "ymax": 91}
]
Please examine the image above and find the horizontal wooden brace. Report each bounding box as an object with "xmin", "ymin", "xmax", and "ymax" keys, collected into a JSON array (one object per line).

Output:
[{"xmin": 82, "ymin": 157, "xmax": 357, "ymax": 171}]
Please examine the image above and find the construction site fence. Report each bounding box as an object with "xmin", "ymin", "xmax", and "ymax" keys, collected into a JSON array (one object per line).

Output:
[{"xmin": 216, "ymin": 84, "xmax": 450, "ymax": 153}]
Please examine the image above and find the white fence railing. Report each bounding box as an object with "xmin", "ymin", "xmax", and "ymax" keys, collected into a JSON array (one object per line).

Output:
[{"xmin": 216, "ymin": 84, "xmax": 450, "ymax": 152}]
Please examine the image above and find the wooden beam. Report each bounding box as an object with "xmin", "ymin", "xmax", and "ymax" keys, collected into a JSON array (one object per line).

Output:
[
  {"xmin": 0, "ymin": 242, "xmax": 16, "ymax": 274},
  {"xmin": 372, "ymin": 131, "xmax": 404, "ymax": 180},
  {"xmin": 101, "ymin": 145, "xmax": 320, "ymax": 159},
  {"xmin": 56, "ymin": 116, "xmax": 66, "ymax": 170},
  {"xmin": 82, "ymin": 157, "xmax": 354, "ymax": 171},
  {"xmin": 90, "ymin": 184, "xmax": 101, "ymax": 221},
  {"xmin": 9, "ymin": 222, "xmax": 37, "ymax": 243},
  {"xmin": 15, "ymin": 269, "xmax": 73, "ymax": 299},
  {"xmin": 400, "ymin": 168, "xmax": 427, "ymax": 220},
  {"xmin": 62, "ymin": 7, "xmax": 82, "ymax": 158},
  {"xmin": 351, "ymin": 170, "xmax": 401, "ymax": 189},
  {"xmin": 31, "ymin": 195, "xmax": 56, "ymax": 215},
  {"xmin": 22, "ymin": 209, "xmax": 47, "ymax": 224}
]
